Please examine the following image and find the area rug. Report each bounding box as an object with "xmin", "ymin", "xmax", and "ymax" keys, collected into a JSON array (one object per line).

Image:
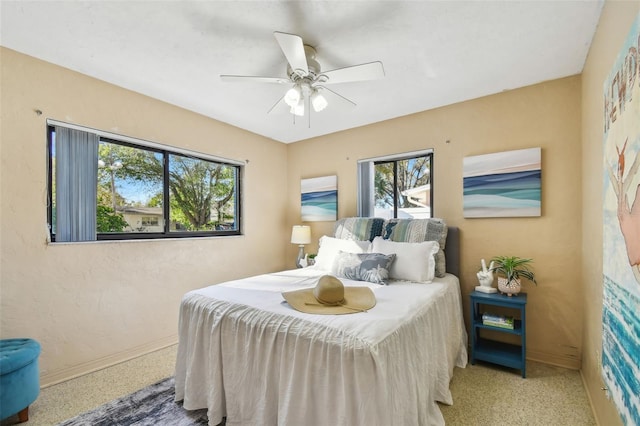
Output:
[{"xmin": 57, "ymin": 377, "xmax": 211, "ymax": 426}]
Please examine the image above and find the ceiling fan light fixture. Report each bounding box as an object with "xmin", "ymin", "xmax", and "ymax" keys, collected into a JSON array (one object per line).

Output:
[
  {"xmin": 284, "ymin": 85, "xmax": 301, "ymax": 107},
  {"xmin": 311, "ymin": 90, "xmax": 328, "ymax": 112}
]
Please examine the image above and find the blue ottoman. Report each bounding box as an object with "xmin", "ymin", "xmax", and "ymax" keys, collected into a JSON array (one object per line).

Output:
[{"xmin": 0, "ymin": 339, "xmax": 41, "ymax": 423}]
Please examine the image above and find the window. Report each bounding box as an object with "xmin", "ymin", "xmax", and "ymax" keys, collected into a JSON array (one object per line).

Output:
[
  {"xmin": 168, "ymin": 154, "xmax": 238, "ymax": 232},
  {"xmin": 141, "ymin": 216, "xmax": 159, "ymax": 227},
  {"xmin": 357, "ymin": 150, "xmax": 432, "ymax": 219},
  {"xmin": 47, "ymin": 123, "xmax": 242, "ymax": 242},
  {"xmin": 97, "ymin": 140, "xmax": 164, "ymax": 234}
]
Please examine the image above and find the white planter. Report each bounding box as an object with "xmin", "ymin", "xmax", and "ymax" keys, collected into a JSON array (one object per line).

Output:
[{"xmin": 498, "ymin": 277, "xmax": 521, "ymax": 296}]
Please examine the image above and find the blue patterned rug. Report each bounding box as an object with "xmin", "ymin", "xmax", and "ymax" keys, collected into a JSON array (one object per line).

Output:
[{"xmin": 57, "ymin": 377, "xmax": 213, "ymax": 426}]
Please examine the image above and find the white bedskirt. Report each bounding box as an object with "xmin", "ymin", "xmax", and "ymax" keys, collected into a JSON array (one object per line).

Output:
[{"xmin": 174, "ymin": 268, "xmax": 467, "ymax": 426}]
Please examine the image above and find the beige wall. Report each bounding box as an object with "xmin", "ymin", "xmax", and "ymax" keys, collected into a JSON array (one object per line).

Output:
[
  {"xmin": 0, "ymin": 47, "xmax": 289, "ymax": 386},
  {"xmin": 581, "ymin": 2, "xmax": 640, "ymax": 425},
  {"xmin": 287, "ymin": 75, "xmax": 584, "ymax": 369}
]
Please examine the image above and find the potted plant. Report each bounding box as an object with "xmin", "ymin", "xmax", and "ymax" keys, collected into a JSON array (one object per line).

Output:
[{"xmin": 489, "ymin": 256, "xmax": 537, "ymax": 296}]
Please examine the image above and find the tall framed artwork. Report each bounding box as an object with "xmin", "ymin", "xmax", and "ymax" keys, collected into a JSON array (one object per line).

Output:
[
  {"xmin": 301, "ymin": 175, "xmax": 337, "ymax": 222},
  {"xmin": 463, "ymin": 147, "xmax": 541, "ymax": 218},
  {"xmin": 601, "ymin": 12, "xmax": 640, "ymax": 426}
]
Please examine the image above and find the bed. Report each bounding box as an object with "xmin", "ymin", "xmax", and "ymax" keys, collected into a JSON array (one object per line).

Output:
[{"xmin": 175, "ymin": 218, "xmax": 467, "ymax": 426}]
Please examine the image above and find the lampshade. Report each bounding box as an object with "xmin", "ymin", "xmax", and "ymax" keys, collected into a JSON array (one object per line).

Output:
[
  {"xmin": 291, "ymin": 225, "xmax": 311, "ymax": 245},
  {"xmin": 284, "ymin": 86, "xmax": 301, "ymax": 107},
  {"xmin": 311, "ymin": 90, "xmax": 328, "ymax": 112},
  {"xmin": 290, "ymin": 98, "xmax": 305, "ymax": 116}
]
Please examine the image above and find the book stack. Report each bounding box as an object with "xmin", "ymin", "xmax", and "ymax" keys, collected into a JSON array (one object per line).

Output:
[{"xmin": 482, "ymin": 313, "xmax": 515, "ymax": 329}]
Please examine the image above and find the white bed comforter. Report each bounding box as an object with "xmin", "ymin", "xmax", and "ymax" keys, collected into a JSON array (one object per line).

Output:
[{"xmin": 174, "ymin": 268, "xmax": 468, "ymax": 426}]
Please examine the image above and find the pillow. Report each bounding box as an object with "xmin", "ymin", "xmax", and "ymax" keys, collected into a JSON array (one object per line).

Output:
[
  {"xmin": 314, "ymin": 236, "xmax": 370, "ymax": 271},
  {"xmin": 382, "ymin": 218, "xmax": 448, "ymax": 277},
  {"xmin": 333, "ymin": 217, "xmax": 385, "ymax": 242},
  {"xmin": 332, "ymin": 251, "xmax": 396, "ymax": 285},
  {"xmin": 370, "ymin": 237, "xmax": 439, "ymax": 283}
]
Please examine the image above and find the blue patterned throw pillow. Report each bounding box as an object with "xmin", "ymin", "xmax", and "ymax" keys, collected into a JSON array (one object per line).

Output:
[
  {"xmin": 382, "ymin": 218, "xmax": 448, "ymax": 277},
  {"xmin": 333, "ymin": 217, "xmax": 385, "ymax": 242},
  {"xmin": 332, "ymin": 251, "xmax": 396, "ymax": 284}
]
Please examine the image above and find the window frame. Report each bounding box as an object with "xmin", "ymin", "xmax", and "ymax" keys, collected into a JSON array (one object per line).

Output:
[
  {"xmin": 357, "ymin": 149, "xmax": 433, "ymax": 219},
  {"xmin": 47, "ymin": 122, "xmax": 243, "ymax": 242}
]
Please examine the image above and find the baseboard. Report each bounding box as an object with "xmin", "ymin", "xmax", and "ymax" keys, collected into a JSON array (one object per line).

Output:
[
  {"xmin": 40, "ymin": 334, "xmax": 178, "ymax": 388},
  {"xmin": 580, "ymin": 369, "xmax": 602, "ymax": 426},
  {"xmin": 526, "ymin": 348, "xmax": 581, "ymax": 370}
]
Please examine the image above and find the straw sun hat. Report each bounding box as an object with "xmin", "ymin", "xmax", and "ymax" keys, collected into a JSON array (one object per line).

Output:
[{"xmin": 282, "ymin": 275, "xmax": 376, "ymax": 315}]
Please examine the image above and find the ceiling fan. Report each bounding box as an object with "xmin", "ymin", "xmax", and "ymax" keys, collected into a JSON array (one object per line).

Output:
[{"xmin": 220, "ymin": 31, "xmax": 385, "ymax": 118}]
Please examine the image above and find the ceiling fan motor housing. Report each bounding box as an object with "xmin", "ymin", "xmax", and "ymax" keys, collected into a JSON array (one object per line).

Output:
[{"xmin": 287, "ymin": 45, "xmax": 321, "ymax": 82}]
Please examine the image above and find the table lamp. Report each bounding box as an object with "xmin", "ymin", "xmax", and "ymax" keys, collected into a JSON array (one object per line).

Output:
[{"xmin": 291, "ymin": 225, "xmax": 311, "ymax": 268}]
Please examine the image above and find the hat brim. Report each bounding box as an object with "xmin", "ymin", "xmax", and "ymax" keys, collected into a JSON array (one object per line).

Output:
[{"xmin": 282, "ymin": 286, "xmax": 376, "ymax": 315}]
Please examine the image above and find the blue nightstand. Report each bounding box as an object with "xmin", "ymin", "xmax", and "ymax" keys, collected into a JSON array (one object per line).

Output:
[{"xmin": 470, "ymin": 291, "xmax": 527, "ymax": 377}]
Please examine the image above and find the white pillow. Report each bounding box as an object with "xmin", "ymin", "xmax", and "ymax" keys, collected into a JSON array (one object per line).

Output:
[
  {"xmin": 313, "ymin": 236, "xmax": 370, "ymax": 271},
  {"xmin": 370, "ymin": 237, "xmax": 439, "ymax": 283}
]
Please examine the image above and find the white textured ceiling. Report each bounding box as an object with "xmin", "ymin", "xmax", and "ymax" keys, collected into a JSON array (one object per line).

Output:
[{"xmin": 0, "ymin": 1, "xmax": 603, "ymax": 143}]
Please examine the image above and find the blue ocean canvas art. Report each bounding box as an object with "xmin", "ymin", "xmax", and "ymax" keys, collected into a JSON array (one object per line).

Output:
[
  {"xmin": 602, "ymin": 12, "xmax": 640, "ymax": 426},
  {"xmin": 301, "ymin": 175, "xmax": 337, "ymax": 222},
  {"xmin": 463, "ymin": 147, "xmax": 541, "ymax": 218}
]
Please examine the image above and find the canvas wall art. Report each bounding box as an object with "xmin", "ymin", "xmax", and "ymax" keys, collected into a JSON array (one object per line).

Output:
[
  {"xmin": 601, "ymin": 12, "xmax": 640, "ymax": 426},
  {"xmin": 301, "ymin": 175, "xmax": 337, "ymax": 222},
  {"xmin": 463, "ymin": 147, "xmax": 541, "ymax": 218}
]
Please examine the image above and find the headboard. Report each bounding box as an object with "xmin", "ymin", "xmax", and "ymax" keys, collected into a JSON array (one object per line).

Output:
[{"xmin": 444, "ymin": 227, "xmax": 460, "ymax": 277}]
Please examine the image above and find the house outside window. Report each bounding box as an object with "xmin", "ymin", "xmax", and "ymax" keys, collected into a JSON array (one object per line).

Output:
[
  {"xmin": 358, "ymin": 150, "xmax": 433, "ymax": 219},
  {"xmin": 47, "ymin": 123, "xmax": 242, "ymax": 242},
  {"xmin": 141, "ymin": 215, "xmax": 160, "ymax": 227}
]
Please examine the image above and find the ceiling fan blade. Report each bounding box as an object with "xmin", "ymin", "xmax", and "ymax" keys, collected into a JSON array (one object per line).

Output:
[
  {"xmin": 267, "ymin": 95, "xmax": 290, "ymax": 115},
  {"xmin": 318, "ymin": 86, "xmax": 357, "ymax": 109},
  {"xmin": 220, "ymin": 75, "xmax": 290, "ymax": 84},
  {"xmin": 321, "ymin": 61, "xmax": 385, "ymax": 84},
  {"xmin": 273, "ymin": 31, "xmax": 309, "ymax": 77}
]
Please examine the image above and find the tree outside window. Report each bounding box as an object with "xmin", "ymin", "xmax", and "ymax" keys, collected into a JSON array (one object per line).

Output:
[{"xmin": 374, "ymin": 154, "xmax": 432, "ymax": 219}]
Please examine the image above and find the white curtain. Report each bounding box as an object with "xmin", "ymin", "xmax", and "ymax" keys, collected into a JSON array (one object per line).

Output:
[{"xmin": 55, "ymin": 126, "xmax": 98, "ymax": 242}]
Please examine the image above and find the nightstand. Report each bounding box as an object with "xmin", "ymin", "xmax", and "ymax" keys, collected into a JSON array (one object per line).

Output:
[{"xmin": 470, "ymin": 291, "xmax": 527, "ymax": 377}]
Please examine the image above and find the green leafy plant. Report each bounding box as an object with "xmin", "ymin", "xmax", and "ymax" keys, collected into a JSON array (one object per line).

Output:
[
  {"xmin": 489, "ymin": 256, "xmax": 537, "ymax": 285},
  {"xmin": 96, "ymin": 205, "xmax": 129, "ymax": 233}
]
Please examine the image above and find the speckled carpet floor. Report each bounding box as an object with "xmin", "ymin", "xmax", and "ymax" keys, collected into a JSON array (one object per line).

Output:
[
  {"xmin": 1, "ymin": 345, "xmax": 596, "ymax": 426},
  {"xmin": 439, "ymin": 361, "xmax": 596, "ymax": 425}
]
